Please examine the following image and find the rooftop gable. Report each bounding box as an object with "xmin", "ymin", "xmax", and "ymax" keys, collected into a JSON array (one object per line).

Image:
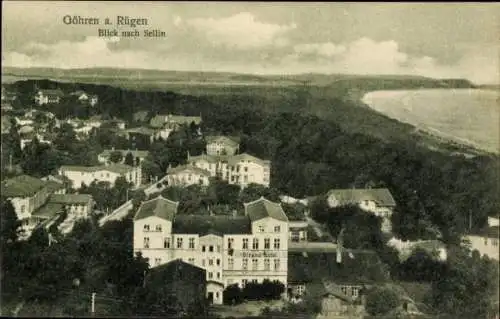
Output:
[
  {"xmin": 49, "ymin": 193, "xmax": 93, "ymax": 205},
  {"xmin": 327, "ymin": 188, "xmax": 396, "ymax": 207},
  {"xmin": 206, "ymin": 135, "xmax": 240, "ymax": 147},
  {"xmin": 244, "ymin": 197, "xmax": 288, "ymax": 222},
  {"xmin": 167, "ymin": 164, "xmax": 211, "ymax": 177},
  {"xmin": 134, "ymin": 195, "xmax": 179, "ymax": 222},
  {"xmin": 1, "ymin": 175, "xmax": 46, "ymax": 198}
]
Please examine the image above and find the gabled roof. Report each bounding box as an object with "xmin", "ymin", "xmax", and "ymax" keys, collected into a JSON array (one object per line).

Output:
[
  {"xmin": 327, "ymin": 188, "xmax": 396, "ymax": 207},
  {"xmin": 206, "ymin": 135, "xmax": 240, "ymax": 147},
  {"xmin": 49, "ymin": 194, "xmax": 93, "ymax": 205},
  {"xmin": 1, "ymin": 175, "xmax": 46, "ymax": 198},
  {"xmin": 227, "ymin": 153, "xmax": 270, "ymax": 167},
  {"xmin": 468, "ymin": 226, "xmax": 499, "ymax": 239},
  {"xmin": 167, "ymin": 164, "xmax": 211, "ymax": 177},
  {"xmin": 44, "ymin": 180, "xmax": 65, "ymax": 192},
  {"xmin": 149, "ymin": 115, "xmax": 168, "ymax": 128},
  {"xmin": 99, "ymin": 149, "xmax": 149, "ymax": 158},
  {"xmin": 38, "ymin": 89, "xmax": 64, "ymax": 96},
  {"xmin": 125, "ymin": 127, "xmax": 156, "ymax": 135},
  {"xmin": 188, "ymin": 154, "xmax": 225, "ymax": 164},
  {"xmin": 134, "ymin": 196, "xmax": 178, "ymax": 221},
  {"xmin": 60, "ymin": 163, "xmax": 135, "ymax": 175},
  {"xmin": 146, "ymin": 259, "xmax": 206, "ymax": 285},
  {"xmin": 244, "ymin": 197, "xmax": 288, "ymax": 222},
  {"xmin": 32, "ymin": 202, "xmax": 64, "ymax": 219},
  {"xmin": 172, "ymin": 215, "xmax": 252, "ymax": 235},
  {"xmin": 168, "ymin": 115, "xmax": 202, "ymax": 125}
]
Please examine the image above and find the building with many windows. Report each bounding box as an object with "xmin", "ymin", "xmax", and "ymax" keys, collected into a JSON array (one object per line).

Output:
[
  {"xmin": 59, "ymin": 163, "xmax": 141, "ymax": 189},
  {"xmin": 205, "ymin": 136, "xmax": 240, "ymax": 156},
  {"xmin": 166, "ymin": 164, "xmax": 211, "ymax": 187},
  {"xmin": 133, "ymin": 195, "xmax": 289, "ymax": 304},
  {"xmin": 187, "ymin": 152, "xmax": 270, "ymax": 188}
]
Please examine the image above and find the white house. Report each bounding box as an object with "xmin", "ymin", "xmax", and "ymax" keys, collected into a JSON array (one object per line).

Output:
[
  {"xmin": 206, "ymin": 136, "xmax": 240, "ymax": 156},
  {"xmin": 48, "ymin": 193, "xmax": 94, "ymax": 219},
  {"xmin": 98, "ymin": 149, "xmax": 149, "ymax": 165},
  {"xmin": 15, "ymin": 117, "xmax": 34, "ymax": 127},
  {"xmin": 59, "ymin": 163, "xmax": 142, "ymax": 189},
  {"xmin": 70, "ymin": 90, "xmax": 99, "ymax": 106},
  {"xmin": 465, "ymin": 218, "xmax": 499, "ymax": 260},
  {"xmin": 20, "ymin": 133, "xmax": 53, "ymax": 150},
  {"xmin": 1, "ymin": 175, "xmax": 68, "ymax": 238},
  {"xmin": 133, "ymin": 196, "xmax": 289, "ymax": 304},
  {"xmin": 166, "ymin": 165, "xmax": 211, "ymax": 187},
  {"xmin": 188, "ymin": 152, "xmax": 271, "ymax": 188},
  {"xmin": 387, "ymin": 237, "xmax": 448, "ymax": 261},
  {"xmin": 326, "ymin": 188, "xmax": 396, "ymax": 233},
  {"xmin": 34, "ymin": 89, "xmax": 64, "ymax": 105}
]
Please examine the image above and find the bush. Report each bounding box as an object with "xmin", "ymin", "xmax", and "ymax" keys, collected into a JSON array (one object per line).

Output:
[
  {"xmin": 365, "ymin": 286, "xmax": 401, "ymax": 316},
  {"xmin": 223, "ymin": 284, "xmax": 242, "ymax": 305}
]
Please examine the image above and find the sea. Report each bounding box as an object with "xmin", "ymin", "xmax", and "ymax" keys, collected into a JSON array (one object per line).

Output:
[{"xmin": 362, "ymin": 89, "xmax": 500, "ymax": 154}]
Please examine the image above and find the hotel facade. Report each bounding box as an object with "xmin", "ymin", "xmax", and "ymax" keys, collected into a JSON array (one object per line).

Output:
[{"xmin": 133, "ymin": 196, "xmax": 289, "ymax": 304}]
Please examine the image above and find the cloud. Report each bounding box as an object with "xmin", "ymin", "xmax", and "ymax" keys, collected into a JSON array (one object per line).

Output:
[
  {"xmin": 3, "ymin": 36, "xmax": 155, "ymax": 69},
  {"xmin": 184, "ymin": 12, "xmax": 296, "ymax": 49},
  {"xmin": 294, "ymin": 42, "xmax": 347, "ymax": 57}
]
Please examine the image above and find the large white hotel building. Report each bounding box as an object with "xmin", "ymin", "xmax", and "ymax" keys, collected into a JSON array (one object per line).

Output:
[{"xmin": 133, "ymin": 195, "xmax": 289, "ymax": 304}]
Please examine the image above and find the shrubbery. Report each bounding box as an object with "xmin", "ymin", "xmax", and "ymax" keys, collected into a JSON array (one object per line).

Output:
[{"xmin": 223, "ymin": 280, "xmax": 285, "ymax": 305}]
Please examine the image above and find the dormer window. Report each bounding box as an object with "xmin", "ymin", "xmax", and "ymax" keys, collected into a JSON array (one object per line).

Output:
[
  {"xmin": 155, "ymin": 224, "xmax": 162, "ymax": 232},
  {"xmin": 143, "ymin": 224, "xmax": 150, "ymax": 232}
]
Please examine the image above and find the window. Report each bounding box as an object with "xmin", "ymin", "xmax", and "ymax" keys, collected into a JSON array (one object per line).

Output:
[
  {"xmin": 188, "ymin": 258, "xmax": 195, "ymax": 264},
  {"xmin": 274, "ymin": 226, "xmax": 281, "ymax": 233},
  {"xmin": 244, "ymin": 175, "xmax": 248, "ymax": 182},
  {"xmin": 264, "ymin": 238, "xmax": 270, "ymax": 249},
  {"xmin": 228, "ymin": 238, "xmax": 234, "ymax": 249},
  {"xmin": 202, "ymin": 259, "xmax": 206, "ymax": 267},
  {"xmin": 163, "ymin": 238, "xmax": 170, "ymax": 249},
  {"xmin": 217, "ymin": 245, "xmax": 221, "ymax": 253},
  {"xmin": 209, "ymin": 259, "xmax": 214, "ymax": 266},
  {"xmin": 244, "ymin": 167, "xmax": 248, "ymax": 172},
  {"xmin": 216, "ymin": 259, "xmax": 221, "ymax": 266},
  {"xmin": 252, "ymin": 279, "xmax": 258, "ymax": 284},
  {"xmin": 202, "ymin": 245, "xmax": 206, "ymax": 252},
  {"xmin": 143, "ymin": 237, "xmax": 150, "ymax": 248},
  {"xmin": 242, "ymin": 258, "xmax": 248, "ymax": 270},
  {"xmin": 209, "ymin": 245, "xmax": 214, "ymax": 252},
  {"xmin": 274, "ymin": 259, "xmax": 280, "ymax": 271},
  {"xmin": 228, "ymin": 258, "xmax": 234, "ymax": 270},
  {"xmin": 143, "ymin": 224, "xmax": 150, "ymax": 232},
  {"xmin": 493, "ymin": 239, "xmax": 499, "ymax": 247},
  {"xmin": 264, "ymin": 258, "xmax": 270, "ymax": 271},
  {"xmin": 252, "ymin": 258, "xmax": 258, "ymax": 270},
  {"xmin": 242, "ymin": 279, "xmax": 248, "ymax": 287},
  {"xmin": 297, "ymin": 285, "xmax": 305, "ymax": 295},
  {"xmin": 155, "ymin": 258, "xmax": 161, "ymax": 266},
  {"xmin": 20, "ymin": 205, "xmax": 26, "ymax": 213},
  {"xmin": 217, "ymin": 272, "xmax": 221, "ymax": 279},
  {"xmin": 243, "ymin": 238, "xmax": 249, "ymax": 249},
  {"xmin": 352, "ymin": 287, "xmax": 359, "ymax": 299},
  {"xmin": 274, "ymin": 238, "xmax": 280, "ymax": 249},
  {"xmin": 216, "ymin": 292, "xmax": 219, "ymax": 298},
  {"xmin": 259, "ymin": 226, "xmax": 264, "ymax": 233},
  {"xmin": 208, "ymin": 272, "xmax": 213, "ymax": 279},
  {"xmin": 189, "ymin": 237, "xmax": 195, "ymax": 249},
  {"xmin": 155, "ymin": 224, "xmax": 162, "ymax": 232},
  {"xmin": 188, "ymin": 174, "xmax": 192, "ymax": 181},
  {"xmin": 177, "ymin": 238, "xmax": 183, "ymax": 249},
  {"xmin": 252, "ymin": 238, "xmax": 259, "ymax": 250}
]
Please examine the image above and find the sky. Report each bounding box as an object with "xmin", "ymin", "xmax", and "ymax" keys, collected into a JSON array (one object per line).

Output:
[{"xmin": 2, "ymin": 2, "xmax": 499, "ymax": 84}]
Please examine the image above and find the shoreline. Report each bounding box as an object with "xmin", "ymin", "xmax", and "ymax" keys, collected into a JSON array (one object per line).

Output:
[{"xmin": 360, "ymin": 90, "xmax": 498, "ymax": 157}]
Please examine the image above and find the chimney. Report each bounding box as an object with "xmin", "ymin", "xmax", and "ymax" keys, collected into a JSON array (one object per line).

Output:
[{"xmin": 336, "ymin": 227, "xmax": 345, "ymax": 264}]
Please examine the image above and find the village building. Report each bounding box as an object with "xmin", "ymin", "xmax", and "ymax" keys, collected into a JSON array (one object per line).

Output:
[
  {"xmin": 326, "ymin": 188, "xmax": 396, "ymax": 233},
  {"xmin": 98, "ymin": 149, "xmax": 149, "ymax": 165},
  {"xmin": 150, "ymin": 114, "xmax": 202, "ymax": 130},
  {"xmin": 465, "ymin": 225, "xmax": 499, "ymax": 260},
  {"xmin": 133, "ymin": 196, "xmax": 289, "ymax": 304},
  {"xmin": 187, "ymin": 152, "xmax": 271, "ymax": 188},
  {"xmin": 205, "ymin": 136, "xmax": 240, "ymax": 156},
  {"xmin": 145, "ymin": 259, "xmax": 207, "ymax": 311},
  {"xmin": 70, "ymin": 90, "xmax": 98, "ymax": 106},
  {"xmin": 59, "ymin": 163, "xmax": 142, "ymax": 189},
  {"xmin": 166, "ymin": 164, "xmax": 211, "ymax": 187},
  {"xmin": 34, "ymin": 89, "xmax": 64, "ymax": 105},
  {"xmin": 1, "ymin": 175, "xmax": 93, "ymax": 238}
]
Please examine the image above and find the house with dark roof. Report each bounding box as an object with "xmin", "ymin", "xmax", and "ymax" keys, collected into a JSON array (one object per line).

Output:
[
  {"xmin": 70, "ymin": 90, "xmax": 98, "ymax": 106},
  {"xmin": 166, "ymin": 164, "xmax": 211, "ymax": 187},
  {"xmin": 98, "ymin": 149, "xmax": 149, "ymax": 165},
  {"xmin": 145, "ymin": 259, "xmax": 207, "ymax": 312},
  {"xmin": 59, "ymin": 163, "xmax": 141, "ymax": 189},
  {"xmin": 34, "ymin": 89, "xmax": 64, "ymax": 105},
  {"xmin": 150, "ymin": 114, "xmax": 202, "ymax": 129},
  {"xmin": 133, "ymin": 196, "xmax": 289, "ymax": 305},
  {"xmin": 206, "ymin": 136, "xmax": 240, "ymax": 156},
  {"xmin": 327, "ymin": 188, "xmax": 396, "ymax": 233},
  {"xmin": 1, "ymin": 174, "xmax": 92, "ymax": 239}
]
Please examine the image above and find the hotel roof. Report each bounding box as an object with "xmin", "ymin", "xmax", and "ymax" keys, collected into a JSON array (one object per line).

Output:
[
  {"xmin": 1, "ymin": 175, "xmax": 46, "ymax": 198},
  {"xmin": 134, "ymin": 196, "xmax": 179, "ymax": 221},
  {"xmin": 167, "ymin": 164, "xmax": 211, "ymax": 177},
  {"xmin": 172, "ymin": 215, "xmax": 252, "ymax": 235},
  {"xmin": 60, "ymin": 163, "xmax": 135, "ymax": 175},
  {"xmin": 49, "ymin": 194, "xmax": 93, "ymax": 205},
  {"xmin": 244, "ymin": 197, "xmax": 288, "ymax": 222},
  {"xmin": 327, "ymin": 188, "xmax": 396, "ymax": 207}
]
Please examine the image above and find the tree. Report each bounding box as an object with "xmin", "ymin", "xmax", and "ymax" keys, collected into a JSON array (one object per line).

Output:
[
  {"xmin": 124, "ymin": 152, "xmax": 135, "ymax": 166},
  {"xmin": 109, "ymin": 150, "xmax": 124, "ymax": 163},
  {"xmin": 239, "ymin": 183, "xmax": 281, "ymax": 204},
  {"xmin": 0, "ymin": 198, "xmax": 22, "ymax": 245},
  {"xmin": 365, "ymin": 286, "xmax": 401, "ymax": 316},
  {"xmin": 398, "ymin": 247, "xmax": 447, "ymax": 282}
]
